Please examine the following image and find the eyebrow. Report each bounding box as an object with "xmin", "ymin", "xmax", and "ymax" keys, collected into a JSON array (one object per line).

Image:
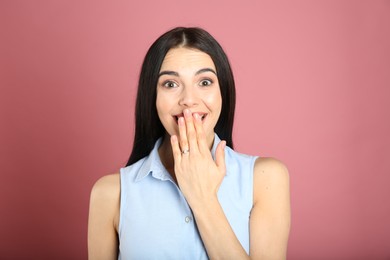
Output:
[
  {"xmin": 195, "ymin": 68, "xmax": 217, "ymax": 76},
  {"xmin": 158, "ymin": 68, "xmax": 217, "ymax": 78}
]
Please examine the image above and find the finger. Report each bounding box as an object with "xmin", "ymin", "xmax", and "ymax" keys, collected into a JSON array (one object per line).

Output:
[
  {"xmin": 215, "ymin": 140, "xmax": 226, "ymax": 174},
  {"xmin": 193, "ymin": 113, "xmax": 209, "ymax": 153},
  {"xmin": 170, "ymin": 135, "xmax": 182, "ymax": 163},
  {"xmin": 183, "ymin": 109, "xmax": 199, "ymax": 153},
  {"xmin": 178, "ymin": 116, "xmax": 189, "ymax": 153}
]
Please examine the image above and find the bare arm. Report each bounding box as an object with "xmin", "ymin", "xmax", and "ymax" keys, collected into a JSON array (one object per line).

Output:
[
  {"xmin": 250, "ymin": 157, "xmax": 291, "ymax": 259},
  {"xmin": 88, "ymin": 174, "xmax": 120, "ymax": 260}
]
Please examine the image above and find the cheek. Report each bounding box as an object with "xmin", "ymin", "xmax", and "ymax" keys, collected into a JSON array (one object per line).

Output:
[
  {"xmin": 205, "ymin": 89, "xmax": 222, "ymax": 111},
  {"xmin": 156, "ymin": 92, "xmax": 174, "ymax": 123},
  {"xmin": 155, "ymin": 97, "xmax": 166, "ymax": 125},
  {"xmin": 155, "ymin": 92, "xmax": 166, "ymax": 115}
]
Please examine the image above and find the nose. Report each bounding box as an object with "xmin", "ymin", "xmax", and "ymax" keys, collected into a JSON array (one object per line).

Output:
[{"xmin": 179, "ymin": 86, "xmax": 199, "ymax": 107}]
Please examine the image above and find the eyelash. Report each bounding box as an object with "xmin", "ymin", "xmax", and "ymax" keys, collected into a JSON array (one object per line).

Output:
[
  {"xmin": 199, "ymin": 79, "xmax": 213, "ymax": 86},
  {"xmin": 162, "ymin": 80, "xmax": 178, "ymax": 88},
  {"xmin": 161, "ymin": 78, "xmax": 214, "ymax": 88}
]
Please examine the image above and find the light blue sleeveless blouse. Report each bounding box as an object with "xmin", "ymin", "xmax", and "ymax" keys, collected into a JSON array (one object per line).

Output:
[{"xmin": 118, "ymin": 134, "xmax": 257, "ymax": 259}]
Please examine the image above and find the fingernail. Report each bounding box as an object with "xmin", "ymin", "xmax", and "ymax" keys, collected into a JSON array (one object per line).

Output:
[
  {"xmin": 222, "ymin": 141, "xmax": 226, "ymax": 149},
  {"xmin": 178, "ymin": 117, "xmax": 184, "ymax": 125},
  {"xmin": 184, "ymin": 109, "xmax": 190, "ymax": 116},
  {"xmin": 194, "ymin": 113, "xmax": 200, "ymax": 120}
]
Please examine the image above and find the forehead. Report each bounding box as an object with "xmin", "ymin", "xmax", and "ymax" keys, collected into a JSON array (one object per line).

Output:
[{"xmin": 159, "ymin": 48, "xmax": 216, "ymax": 72}]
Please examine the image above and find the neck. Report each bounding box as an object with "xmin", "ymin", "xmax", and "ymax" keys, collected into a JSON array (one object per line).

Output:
[{"xmin": 158, "ymin": 135, "xmax": 176, "ymax": 181}]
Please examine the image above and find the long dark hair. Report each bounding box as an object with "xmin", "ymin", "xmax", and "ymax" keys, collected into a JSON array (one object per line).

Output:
[{"xmin": 126, "ymin": 27, "xmax": 236, "ymax": 166}]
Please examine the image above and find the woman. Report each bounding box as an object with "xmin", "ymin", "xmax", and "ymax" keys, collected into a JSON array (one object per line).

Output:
[{"xmin": 88, "ymin": 27, "xmax": 290, "ymax": 259}]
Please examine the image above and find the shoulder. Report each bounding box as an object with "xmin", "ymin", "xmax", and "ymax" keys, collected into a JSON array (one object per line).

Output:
[
  {"xmin": 253, "ymin": 157, "xmax": 290, "ymax": 204},
  {"xmin": 88, "ymin": 174, "xmax": 121, "ymax": 257},
  {"xmin": 89, "ymin": 173, "xmax": 121, "ymax": 227},
  {"xmin": 254, "ymin": 157, "xmax": 289, "ymax": 181},
  {"xmin": 90, "ymin": 173, "xmax": 120, "ymax": 200}
]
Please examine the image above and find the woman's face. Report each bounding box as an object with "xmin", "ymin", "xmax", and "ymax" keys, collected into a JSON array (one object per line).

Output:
[{"xmin": 156, "ymin": 47, "xmax": 222, "ymax": 145}]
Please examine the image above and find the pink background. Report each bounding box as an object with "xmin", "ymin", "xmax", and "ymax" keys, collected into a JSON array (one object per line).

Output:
[{"xmin": 1, "ymin": 1, "xmax": 389, "ymax": 259}]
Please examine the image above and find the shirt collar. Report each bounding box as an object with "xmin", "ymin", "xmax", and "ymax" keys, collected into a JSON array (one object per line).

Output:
[
  {"xmin": 134, "ymin": 137, "xmax": 165, "ymax": 182},
  {"xmin": 135, "ymin": 133, "xmax": 224, "ymax": 182}
]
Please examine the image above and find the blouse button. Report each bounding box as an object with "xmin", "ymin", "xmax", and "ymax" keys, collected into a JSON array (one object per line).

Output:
[{"xmin": 185, "ymin": 216, "xmax": 192, "ymax": 223}]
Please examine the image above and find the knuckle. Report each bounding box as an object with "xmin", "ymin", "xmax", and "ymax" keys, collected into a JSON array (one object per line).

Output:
[
  {"xmin": 180, "ymin": 139, "xmax": 187, "ymax": 148},
  {"xmin": 187, "ymin": 129, "xmax": 195, "ymax": 139}
]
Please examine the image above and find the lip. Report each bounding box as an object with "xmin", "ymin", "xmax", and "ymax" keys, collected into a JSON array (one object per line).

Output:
[{"xmin": 173, "ymin": 112, "xmax": 207, "ymax": 123}]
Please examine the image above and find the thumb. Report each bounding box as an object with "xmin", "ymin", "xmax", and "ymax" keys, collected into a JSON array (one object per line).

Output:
[{"xmin": 215, "ymin": 140, "xmax": 226, "ymax": 174}]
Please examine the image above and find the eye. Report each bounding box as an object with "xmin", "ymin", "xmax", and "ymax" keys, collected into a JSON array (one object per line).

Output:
[
  {"xmin": 162, "ymin": 80, "xmax": 178, "ymax": 88},
  {"xmin": 199, "ymin": 79, "xmax": 213, "ymax": 87}
]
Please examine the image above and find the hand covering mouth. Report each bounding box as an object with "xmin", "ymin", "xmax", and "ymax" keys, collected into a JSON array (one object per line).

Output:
[{"xmin": 173, "ymin": 113, "xmax": 207, "ymax": 122}]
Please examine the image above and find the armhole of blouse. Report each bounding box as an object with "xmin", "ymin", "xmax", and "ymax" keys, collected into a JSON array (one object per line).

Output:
[
  {"xmin": 118, "ymin": 168, "xmax": 124, "ymax": 237},
  {"xmin": 250, "ymin": 156, "xmax": 259, "ymax": 209}
]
